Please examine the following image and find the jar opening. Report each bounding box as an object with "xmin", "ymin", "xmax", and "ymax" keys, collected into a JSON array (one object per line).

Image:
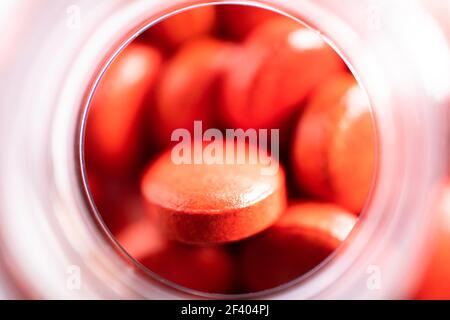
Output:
[{"xmin": 80, "ymin": 2, "xmax": 377, "ymax": 298}]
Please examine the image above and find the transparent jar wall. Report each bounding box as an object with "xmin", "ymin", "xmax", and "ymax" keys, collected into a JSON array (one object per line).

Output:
[
  {"xmin": 421, "ymin": 0, "xmax": 450, "ymax": 42},
  {"xmin": 0, "ymin": 0, "xmax": 449, "ymax": 299}
]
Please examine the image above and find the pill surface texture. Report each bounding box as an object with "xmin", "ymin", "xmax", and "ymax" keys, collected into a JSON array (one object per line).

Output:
[
  {"xmin": 292, "ymin": 73, "xmax": 375, "ymax": 213},
  {"xmin": 240, "ymin": 202, "xmax": 357, "ymax": 292},
  {"xmin": 141, "ymin": 144, "xmax": 287, "ymax": 244}
]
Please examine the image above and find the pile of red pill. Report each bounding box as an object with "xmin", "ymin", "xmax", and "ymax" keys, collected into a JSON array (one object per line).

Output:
[{"xmin": 84, "ymin": 5, "xmax": 375, "ymax": 294}]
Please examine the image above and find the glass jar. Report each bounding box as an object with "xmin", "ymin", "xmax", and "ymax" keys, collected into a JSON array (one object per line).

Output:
[{"xmin": 0, "ymin": 0, "xmax": 449, "ymax": 299}]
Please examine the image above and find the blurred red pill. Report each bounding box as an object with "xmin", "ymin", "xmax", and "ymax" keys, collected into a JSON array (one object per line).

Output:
[
  {"xmin": 149, "ymin": 6, "xmax": 216, "ymax": 49},
  {"xmin": 141, "ymin": 244, "xmax": 236, "ymax": 294},
  {"xmin": 292, "ymin": 73, "xmax": 375, "ymax": 213},
  {"xmin": 141, "ymin": 143, "xmax": 287, "ymax": 245},
  {"xmin": 221, "ymin": 17, "xmax": 344, "ymax": 130},
  {"xmin": 116, "ymin": 216, "xmax": 236, "ymax": 293},
  {"xmin": 218, "ymin": 5, "xmax": 279, "ymax": 40},
  {"xmin": 115, "ymin": 214, "xmax": 169, "ymax": 261},
  {"xmin": 240, "ymin": 202, "xmax": 357, "ymax": 292},
  {"xmin": 92, "ymin": 181, "xmax": 146, "ymax": 235},
  {"xmin": 85, "ymin": 43, "xmax": 162, "ymax": 175},
  {"xmin": 153, "ymin": 38, "xmax": 234, "ymax": 147}
]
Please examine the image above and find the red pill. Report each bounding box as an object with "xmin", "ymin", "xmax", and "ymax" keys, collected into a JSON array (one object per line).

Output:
[
  {"xmin": 218, "ymin": 5, "xmax": 279, "ymax": 40},
  {"xmin": 116, "ymin": 216, "xmax": 236, "ymax": 293},
  {"xmin": 113, "ymin": 203, "xmax": 164, "ymax": 259},
  {"xmin": 141, "ymin": 143, "xmax": 287, "ymax": 245},
  {"xmin": 153, "ymin": 38, "xmax": 234, "ymax": 147},
  {"xmin": 240, "ymin": 202, "xmax": 357, "ymax": 292},
  {"xmin": 92, "ymin": 182, "xmax": 146, "ymax": 235},
  {"xmin": 85, "ymin": 43, "xmax": 162, "ymax": 174},
  {"xmin": 221, "ymin": 17, "xmax": 344, "ymax": 130},
  {"xmin": 141, "ymin": 244, "xmax": 236, "ymax": 293},
  {"xmin": 149, "ymin": 6, "xmax": 216, "ymax": 49},
  {"xmin": 292, "ymin": 73, "xmax": 375, "ymax": 213}
]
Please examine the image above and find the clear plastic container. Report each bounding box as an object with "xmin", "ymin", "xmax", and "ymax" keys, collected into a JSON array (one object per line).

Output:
[{"xmin": 0, "ymin": 0, "xmax": 449, "ymax": 299}]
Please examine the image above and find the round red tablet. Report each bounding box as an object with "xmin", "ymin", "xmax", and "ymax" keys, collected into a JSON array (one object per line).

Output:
[
  {"xmin": 292, "ymin": 73, "xmax": 375, "ymax": 213},
  {"xmin": 141, "ymin": 143, "xmax": 287, "ymax": 245},
  {"xmin": 153, "ymin": 38, "xmax": 234, "ymax": 148},
  {"xmin": 85, "ymin": 43, "xmax": 162, "ymax": 175},
  {"xmin": 221, "ymin": 17, "xmax": 344, "ymax": 130},
  {"xmin": 148, "ymin": 6, "xmax": 216, "ymax": 49},
  {"xmin": 218, "ymin": 5, "xmax": 279, "ymax": 40},
  {"xmin": 240, "ymin": 202, "xmax": 357, "ymax": 292}
]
